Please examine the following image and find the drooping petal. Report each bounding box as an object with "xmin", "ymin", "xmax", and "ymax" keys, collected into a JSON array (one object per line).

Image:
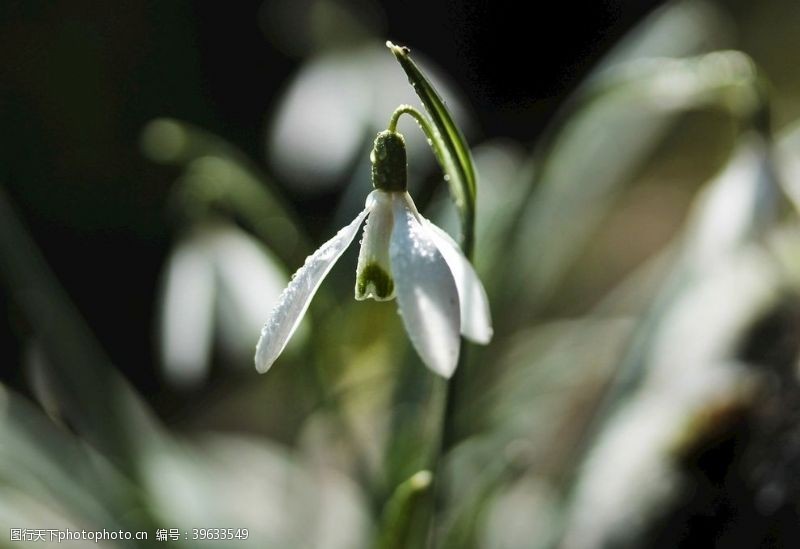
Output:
[
  {"xmin": 255, "ymin": 206, "xmax": 371, "ymax": 373},
  {"xmin": 159, "ymin": 232, "xmax": 216, "ymax": 387},
  {"xmin": 355, "ymin": 190, "xmax": 395, "ymax": 301},
  {"xmin": 207, "ymin": 222, "xmax": 295, "ymax": 360},
  {"xmin": 423, "ymin": 220, "xmax": 493, "ymax": 344},
  {"xmin": 390, "ymin": 194, "xmax": 461, "ymax": 377}
]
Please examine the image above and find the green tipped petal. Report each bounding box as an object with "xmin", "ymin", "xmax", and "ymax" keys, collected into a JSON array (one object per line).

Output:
[
  {"xmin": 355, "ymin": 191, "xmax": 397, "ymax": 302},
  {"xmin": 356, "ymin": 262, "xmax": 395, "ymax": 301}
]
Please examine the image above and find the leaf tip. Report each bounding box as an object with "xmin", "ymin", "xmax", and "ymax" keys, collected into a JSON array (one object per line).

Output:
[
  {"xmin": 409, "ymin": 470, "xmax": 433, "ymax": 491},
  {"xmin": 386, "ymin": 40, "xmax": 410, "ymax": 57}
]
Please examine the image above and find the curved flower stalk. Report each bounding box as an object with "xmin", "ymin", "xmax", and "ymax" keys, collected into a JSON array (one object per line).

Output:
[{"xmin": 256, "ymin": 130, "xmax": 492, "ymax": 378}]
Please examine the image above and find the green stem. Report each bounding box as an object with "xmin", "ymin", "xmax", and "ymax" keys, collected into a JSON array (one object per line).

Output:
[
  {"xmin": 388, "ymin": 106, "xmax": 447, "ymax": 166},
  {"xmin": 387, "ymin": 102, "xmax": 475, "ymax": 430},
  {"xmin": 388, "ymin": 105, "xmax": 431, "ymax": 135},
  {"xmin": 386, "ymin": 102, "xmax": 477, "ymax": 548},
  {"xmin": 386, "ymin": 43, "xmax": 477, "ymax": 258},
  {"xmin": 430, "ymin": 330, "xmax": 469, "ymax": 548},
  {"xmin": 387, "ymin": 105, "xmax": 475, "ymax": 258}
]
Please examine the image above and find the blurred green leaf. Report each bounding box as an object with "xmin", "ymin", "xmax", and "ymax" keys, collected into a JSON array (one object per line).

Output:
[
  {"xmin": 142, "ymin": 118, "xmax": 309, "ymax": 265},
  {"xmin": 374, "ymin": 470, "xmax": 432, "ymax": 549},
  {"xmin": 506, "ymin": 51, "xmax": 764, "ymax": 316},
  {"xmin": 591, "ymin": 0, "xmax": 732, "ymax": 74},
  {"xmin": 0, "ymin": 384, "xmax": 147, "ymax": 542},
  {"xmin": 0, "ymin": 189, "xmax": 165, "ymax": 476}
]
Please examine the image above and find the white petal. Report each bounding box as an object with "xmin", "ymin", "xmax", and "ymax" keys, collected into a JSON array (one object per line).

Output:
[
  {"xmin": 423, "ymin": 220, "xmax": 493, "ymax": 344},
  {"xmin": 206, "ymin": 222, "xmax": 292, "ymax": 359},
  {"xmin": 267, "ymin": 53, "xmax": 370, "ymax": 191},
  {"xmin": 390, "ymin": 194, "xmax": 461, "ymax": 377},
  {"xmin": 355, "ymin": 190, "xmax": 395, "ymax": 301},
  {"xmin": 159, "ymin": 233, "xmax": 216, "ymax": 387},
  {"xmin": 255, "ymin": 207, "xmax": 370, "ymax": 373}
]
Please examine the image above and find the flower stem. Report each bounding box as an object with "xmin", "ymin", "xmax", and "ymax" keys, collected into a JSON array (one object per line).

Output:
[
  {"xmin": 386, "ymin": 102, "xmax": 477, "ymax": 547},
  {"xmin": 388, "ymin": 106, "xmax": 446, "ymax": 163},
  {"xmin": 387, "ymin": 105, "xmax": 475, "ymax": 258},
  {"xmin": 386, "ymin": 43, "xmax": 477, "ymax": 258}
]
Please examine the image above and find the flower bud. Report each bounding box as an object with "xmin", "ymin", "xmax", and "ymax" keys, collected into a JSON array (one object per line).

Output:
[{"xmin": 370, "ymin": 130, "xmax": 407, "ymax": 192}]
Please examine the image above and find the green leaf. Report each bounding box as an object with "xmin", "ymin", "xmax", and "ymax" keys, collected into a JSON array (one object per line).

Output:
[
  {"xmin": 387, "ymin": 42, "xmax": 477, "ymax": 256},
  {"xmin": 141, "ymin": 118, "xmax": 310, "ymax": 265},
  {"xmin": 374, "ymin": 470, "xmax": 434, "ymax": 549},
  {"xmin": 0, "ymin": 189, "xmax": 165, "ymax": 477}
]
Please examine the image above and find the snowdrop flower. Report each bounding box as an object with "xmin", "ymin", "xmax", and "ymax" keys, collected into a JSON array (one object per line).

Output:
[{"xmin": 256, "ymin": 130, "xmax": 492, "ymax": 377}]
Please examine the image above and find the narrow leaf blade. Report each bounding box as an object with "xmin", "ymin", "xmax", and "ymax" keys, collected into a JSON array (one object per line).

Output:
[{"xmin": 387, "ymin": 41, "xmax": 477, "ymax": 253}]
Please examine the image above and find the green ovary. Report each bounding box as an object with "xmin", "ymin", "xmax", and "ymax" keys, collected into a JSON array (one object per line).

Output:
[{"xmin": 356, "ymin": 262, "xmax": 395, "ymax": 301}]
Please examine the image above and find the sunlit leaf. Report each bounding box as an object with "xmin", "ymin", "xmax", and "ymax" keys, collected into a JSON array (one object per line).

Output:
[{"xmin": 387, "ymin": 41, "xmax": 477, "ymax": 254}]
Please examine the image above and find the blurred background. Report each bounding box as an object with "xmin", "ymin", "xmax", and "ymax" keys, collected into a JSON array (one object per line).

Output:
[
  {"xmin": 0, "ymin": 0, "xmax": 665, "ymax": 412},
  {"xmin": 3, "ymin": 0, "xmax": 800, "ymax": 547}
]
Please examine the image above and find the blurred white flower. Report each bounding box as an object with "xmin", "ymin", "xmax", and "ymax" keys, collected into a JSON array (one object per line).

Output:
[
  {"xmin": 267, "ymin": 43, "xmax": 470, "ymax": 193},
  {"xmin": 159, "ymin": 221, "xmax": 294, "ymax": 388},
  {"xmin": 256, "ymin": 131, "xmax": 491, "ymax": 378}
]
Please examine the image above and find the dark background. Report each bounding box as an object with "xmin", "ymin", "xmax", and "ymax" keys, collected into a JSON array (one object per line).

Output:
[{"xmin": 0, "ymin": 0, "xmax": 663, "ymax": 409}]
